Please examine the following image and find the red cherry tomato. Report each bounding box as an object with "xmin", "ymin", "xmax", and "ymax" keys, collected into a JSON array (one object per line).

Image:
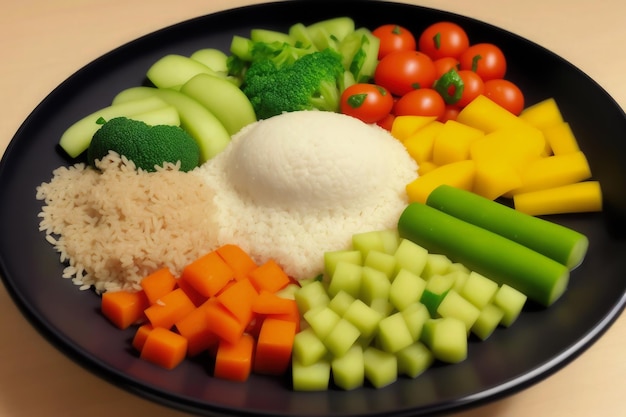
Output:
[
  {"xmin": 433, "ymin": 57, "xmax": 460, "ymax": 79},
  {"xmin": 374, "ymin": 50, "xmax": 437, "ymax": 96},
  {"xmin": 483, "ymin": 78, "xmax": 525, "ymax": 115},
  {"xmin": 440, "ymin": 105, "xmax": 461, "ymax": 122},
  {"xmin": 376, "ymin": 113, "xmax": 396, "ymax": 131},
  {"xmin": 372, "ymin": 24, "xmax": 417, "ymax": 59},
  {"xmin": 459, "ymin": 43, "xmax": 507, "ymax": 81},
  {"xmin": 340, "ymin": 83, "xmax": 394, "ymax": 124},
  {"xmin": 394, "ymin": 88, "xmax": 446, "ymax": 119},
  {"xmin": 418, "ymin": 21, "xmax": 470, "ymax": 60},
  {"xmin": 456, "ymin": 70, "xmax": 485, "ymax": 108}
]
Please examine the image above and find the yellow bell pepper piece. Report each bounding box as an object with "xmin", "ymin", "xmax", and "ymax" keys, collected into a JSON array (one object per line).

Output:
[
  {"xmin": 403, "ymin": 121, "xmax": 443, "ymax": 163},
  {"xmin": 390, "ymin": 115, "xmax": 437, "ymax": 142},
  {"xmin": 513, "ymin": 181, "xmax": 602, "ymax": 216},
  {"xmin": 406, "ymin": 160, "xmax": 475, "ymax": 204},
  {"xmin": 519, "ymin": 98, "xmax": 564, "ymax": 130},
  {"xmin": 542, "ymin": 122, "xmax": 580, "ymax": 155},
  {"xmin": 432, "ymin": 120, "xmax": 484, "ymax": 166},
  {"xmin": 457, "ymin": 95, "xmax": 530, "ymax": 133}
]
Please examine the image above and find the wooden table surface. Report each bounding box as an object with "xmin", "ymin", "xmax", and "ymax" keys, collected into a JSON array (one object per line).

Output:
[{"xmin": 1, "ymin": 1, "xmax": 624, "ymax": 416}]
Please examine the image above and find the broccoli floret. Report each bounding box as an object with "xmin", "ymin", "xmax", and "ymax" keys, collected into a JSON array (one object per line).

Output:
[
  {"xmin": 87, "ymin": 117, "xmax": 200, "ymax": 172},
  {"xmin": 240, "ymin": 48, "xmax": 346, "ymax": 120}
]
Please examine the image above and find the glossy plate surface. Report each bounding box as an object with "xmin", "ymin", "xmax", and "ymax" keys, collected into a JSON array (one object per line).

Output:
[{"xmin": 1, "ymin": 1, "xmax": 626, "ymax": 416}]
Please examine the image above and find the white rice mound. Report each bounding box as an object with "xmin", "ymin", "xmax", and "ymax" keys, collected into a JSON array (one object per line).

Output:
[
  {"xmin": 193, "ymin": 111, "xmax": 418, "ymax": 279},
  {"xmin": 36, "ymin": 152, "xmax": 217, "ymax": 293}
]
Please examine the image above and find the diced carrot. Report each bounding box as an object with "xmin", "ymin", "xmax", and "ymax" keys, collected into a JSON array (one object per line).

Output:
[
  {"xmin": 253, "ymin": 318, "xmax": 297, "ymax": 376},
  {"xmin": 216, "ymin": 278, "xmax": 258, "ymax": 326},
  {"xmin": 140, "ymin": 327, "xmax": 188, "ymax": 370},
  {"xmin": 175, "ymin": 300, "xmax": 219, "ymax": 357},
  {"xmin": 216, "ymin": 244, "xmax": 259, "ymax": 281},
  {"xmin": 214, "ymin": 333, "xmax": 256, "ymax": 382},
  {"xmin": 101, "ymin": 289, "xmax": 149, "ymax": 329},
  {"xmin": 252, "ymin": 290, "xmax": 299, "ymax": 315},
  {"xmin": 205, "ymin": 298, "xmax": 247, "ymax": 345},
  {"xmin": 248, "ymin": 259, "xmax": 290, "ymax": 294},
  {"xmin": 176, "ymin": 277, "xmax": 208, "ymax": 307},
  {"xmin": 132, "ymin": 324, "xmax": 154, "ymax": 352},
  {"xmin": 180, "ymin": 251, "xmax": 235, "ymax": 298},
  {"xmin": 140, "ymin": 267, "xmax": 177, "ymax": 305},
  {"xmin": 144, "ymin": 288, "xmax": 196, "ymax": 329}
]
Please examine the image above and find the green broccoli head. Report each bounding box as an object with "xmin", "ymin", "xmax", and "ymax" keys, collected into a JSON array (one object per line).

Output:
[
  {"xmin": 241, "ymin": 48, "xmax": 346, "ymax": 120},
  {"xmin": 87, "ymin": 117, "xmax": 200, "ymax": 172}
]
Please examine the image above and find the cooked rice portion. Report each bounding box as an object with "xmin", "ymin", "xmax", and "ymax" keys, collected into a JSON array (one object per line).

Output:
[{"xmin": 36, "ymin": 152, "xmax": 217, "ymax": 293}]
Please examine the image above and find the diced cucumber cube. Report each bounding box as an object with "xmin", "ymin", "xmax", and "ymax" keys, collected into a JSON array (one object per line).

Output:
[
  {"xmin": 363, "ymin": 347, "xmax": 398, "ymax": 388},
  {"xmin": 393, "ymin": 238, "xmax": 429, "ymax": 277},
  {"xmin": 304, "ymin": 306, "xmax": 341, "ymax": 339},
  {"xmin": 343, "ymin": 299, "xmax": 383, "ymax": 340},
  {"xmin": 421, "ymin": 318, "xmax": 468, "ymax": 363},
  {"xmin": 360, "ymin": 266, "xmax": 391, "ymax": 305},
  {"xmin": 448, "ymin": 262, "xmax": 471, "ymax": 274},
  {"xmin": 275, "ymin": 283, "xmax": 300, "ymax": 300},
  {"xmin": 323, "ymin": 319, "xmax": 361, "ymax": 358},
  {"xmin": 364, "ymin": 250, "xmax": 397, "ymax": 280},
  {"xmin": 401, "ymin": 302, "xmax": 430, "ymax": 341},
  {"xmin": 324, "ymin": 250, "xmax": 362, "ymax": 277},
  {"xmin": 379, "ymin": 229, "xmax": 401, "ymax": 254},
  {"xmin": 377, "ymin": 312, "xmax": 414, "ymax": 353},
  {"xmin": 471, "ymin": 303, "xmax": 505, "ymax": 340},
  {"xmin": 352, "ymin": 230, "xmax": 387, "ymax": 258},
  {"xmin": 421, "ymin": 274, "xmax": 455, "ymax": 316},
  {"xmin": 460, "ymin": 271, "xmax": 499, "ymax": 309},
  {"xmin": 328, "ymin": 261, "xmax": 362, "ymax": 298},
  {"xmin": 389, "ymin": 269, "xmax": 427, "ymax": 311},
  {"xmin": 422, "ymin": 254, "xmax": 452, "ymax": 279},
  {"xmin": 436, "ymin": 289, "xmax": 481, "ymax": 332},
  {"xmin": 294, "ymin": 280, "xmax": 329, "ymax": 313},
  {"xmin": 292, "ymin": 358, "xmax": 331, "ymax": 391},
  {"xmin": 493, "ymin": 284, "xmax": 527, "ymax": 327},
  {"xmin": 293, "ymin": 328, "xmax": 327, "ymax": 366},
  {"xmin": 396, "ymin": 342, "xmax": 434, "ymax": 378},
  {"xmin": 450, "ymin": 270, "xmax": 471, "ymax": 293},
  {"xmin": 331, "ymin": 344, "xmax": 365, "ymax": 390},
  {"xmin": 370, "ymin": 297, "xmax": 394, "ymax": 317},
  {"xmin": 328, "ymin": 290, "xmax": 356, "ymax": 316}
]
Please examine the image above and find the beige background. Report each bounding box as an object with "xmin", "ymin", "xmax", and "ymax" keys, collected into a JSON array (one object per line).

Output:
[{"xmin": 1, "ymin": 1, "xmax": 624, "ymax": 416}]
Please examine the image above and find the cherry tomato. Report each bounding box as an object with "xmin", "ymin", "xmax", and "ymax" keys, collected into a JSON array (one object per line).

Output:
[
  {"xmin": 376, "ymin": 113, "xmax": 396, "ymax": 131},
  {"xmin": 459, "ymin": 43, "xmax": 507, "ymax": 81},
  {"xmin": 418, "ymin": 21, "xmax": 470, "ymax": 60},
  {"xmin": 340, "ymin": 83, "xmax": 394, "ymax": 123},
  {"xmin": 456, "ymin": 70, "xmax": 485, "ymax": 108},
  {"xmin": 433, "ymin": 57, "xmax": 460, "ymax": 79},
  {"xmin": 374, "ymin": 50, "xmax": 437, "ymax": 96},
  {"xmin": 483, "ymin": 78, "xmax": 525, "ymax": 115},
  {"xmin": 394, "ymin": 88, "xmax": 446, "ymax": 119},
  {"xmin": 440, "ymin": 105, "xmax": 461, "ymax": 122},
  {"xmin": 372, "ymin": 24, "xmax": 417, "ymax": 59}
]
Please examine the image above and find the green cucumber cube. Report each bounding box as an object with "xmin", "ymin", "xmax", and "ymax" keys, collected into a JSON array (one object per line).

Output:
[
  {"xmin": 328, "ymin": 261, "xmax": 362, "ymax": 298},
  {"xmin": 328, "ymin": 290, "xmax": 356, "ymax": 316},
  {"xmin": 421, "ymin": 274, "xmax": 455, "ymax": 316},
  {"xmin": 436, "ymin": 289, "xmax": 481, "ymax": 332},
  {"xmin": 370, "ymin": 297, "xmax": 394, "ymax": 317},
  {"xmin": 323, "ymin": 318, "xmax": 361, "ymax": 358},
  {"xmin": 352, "ymin": 230, "xmax": 387, "ymax": 258},
  {"xmin": 396, "ymin": 341, "xmax": 434, "ymax": 378},
  {"xmin": 460, "ymin": 271, "xmax": 499, "ymax": 309},
  {"xmin": 377, "ymin": 312, "xmax": 414, "ymax": 353},
  {"xmin": 389, "ymin": 269, "xmax": 427, "ymax": 311},
  {"xmin": 331, "ymin": 344, "xmax": 365, "ymax": 390},
  {"xmin": 393, "ymin": 238, "xmax": 429, "ymax": 277},
  {"xmin": 471, "ymin": 303, "xmax": 504, "ymax": 340},
  {"xmin": 324, "ymin": 249, "xmax": 362, "ymax": 277},
  {"xmin": 401, "ymin": 302, "xmax": 430, "ymax": 341},
  {"xmin": 292, "ymin": 358, "xmax": 331, "ymax": 391},
  {"xmin": 364, "ymin": 250, "xmax": 397, "ymax": 280},
  {"xmin": 379, "ymin": 229, "xmax": 401, "ymax": 254},
  {"xmin": 343, "ymin": 299, "xmax": 383, "ymax": 340},
  {"xmin": 422, "ymin": 254, "xmax": 452, "ymax": 279},
  {"xmin": 360, "ymin": 266, "xmax": 391, "ymax": 305},
  {"xmin": 493, "ymin": 284, "xmax": 527, "ymax": 327},
  {"xmin": 293, "ymin": 327, "xmax": 328, "ymax": 366},
  {"xmin": 294, "ymin": 280, "xmax": 330, "ymax": 313},
  {"xmin": 449, "ymin": 270, "xmax": 471, "ymax": 293},
  {"xmin": 363, "ymin": 347, "xmax": 398, "ymax": 388},
  {"xmin": 448, "ymin": 262, "xmax": 471, "ymax": 275},
  {"xmin": 304, "ymin": 306, "xmax": 341, "ymax": 339},
  {"xmin": 421, "ymin": 318, "xmax": 468, "ymax": 363}
]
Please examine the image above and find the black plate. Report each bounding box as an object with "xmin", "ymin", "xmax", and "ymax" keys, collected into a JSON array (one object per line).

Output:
[{"xmin": 1, "ymin": 1, "xmax": 626, "ymax": 416}]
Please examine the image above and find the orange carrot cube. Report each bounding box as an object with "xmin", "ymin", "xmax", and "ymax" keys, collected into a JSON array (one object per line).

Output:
[
  {"xmin": 254, "ymin": 318, "xmax": 297, "ymax": 376},
  {"xmin": 140, "ymin": 267, "xmax": 177, "ymax": 305},
  {"xmin": 140, "ymin": 327, "xmax": 188, "ymax": 370},
  {"xmin": 101, "ymin": 289, "xmax": 149, "ymax": 329},
  {"xmin": 214, "ymin": 334, "xmax": 256, "ymax": 382},
  {"xmin": 248, "ymin": 259, "xmax": 290, "ymax": 293},
  {"xmin": 216, "ymin": 244, "xmax": 259, "ymax": 281},
  {"xmin": 144, "ymin": 288, "xmax": 196, "ymax": 329},
  {"xmin": 180, "ymin": 251, "xmax": 235, "ymax": 297}
]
